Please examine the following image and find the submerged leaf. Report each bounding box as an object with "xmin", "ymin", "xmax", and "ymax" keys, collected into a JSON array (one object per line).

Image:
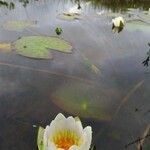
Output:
[
  {"xmin": 83, "ymin": 56, "xmax": 101, "ymax": 74},
  {"xmin": 52, "ymin": 82, "xmax": 112, "ymax": 121}
]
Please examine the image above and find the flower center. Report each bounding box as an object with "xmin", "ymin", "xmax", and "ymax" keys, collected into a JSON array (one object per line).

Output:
[{"xmin": 51, "ymin": 130, "xmax": 82, "ymax": 150}]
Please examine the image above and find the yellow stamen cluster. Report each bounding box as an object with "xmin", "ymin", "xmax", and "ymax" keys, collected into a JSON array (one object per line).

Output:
[{"xmin": 51, "ymin": 130, "xmax": 82, "ymax": 150}]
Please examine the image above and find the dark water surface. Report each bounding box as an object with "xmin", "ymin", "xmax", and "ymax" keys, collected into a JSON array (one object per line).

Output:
[{"xmin": 0, "ymin": 0, "xmax": 150, "ymax": 150}]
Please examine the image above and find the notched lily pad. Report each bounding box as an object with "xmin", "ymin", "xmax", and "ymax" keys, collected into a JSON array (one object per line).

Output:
[
  {"xmin": 58, "ymin": 13, "xmax": 81, "ymax": 21},
  {"xmin": 3, "ymin": 20, "xmax": 36, "ymax": 31},
  {"xmin": 0, "ymin": 42, "xmax": 11, "ymax": 52},
  {"xmin": 13, "ymin": 36, "xmax": 73, "ymax": 59}
]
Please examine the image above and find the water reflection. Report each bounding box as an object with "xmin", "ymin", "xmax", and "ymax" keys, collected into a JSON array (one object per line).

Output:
[
  {"xmin": 84, "ymin": 0, "xmax": 150, "ymax": 11},
  {"xmin": 0, "ymin": 0, "xmax": 150, "ymax": 150},
  {"xmin": 0, "ymin": 1, "xmax": 15, "ymax": 10}
]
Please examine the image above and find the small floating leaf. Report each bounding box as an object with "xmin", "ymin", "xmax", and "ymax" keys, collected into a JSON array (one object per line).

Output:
[{"xmin": 55, "ymin": 27, "xmax": 63, "ymax": 35}]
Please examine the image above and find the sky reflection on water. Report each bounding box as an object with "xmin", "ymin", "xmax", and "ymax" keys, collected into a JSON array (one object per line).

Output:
[{"xmin": 0, "ymin": 0, "xmax": 150, "ymax": 150}]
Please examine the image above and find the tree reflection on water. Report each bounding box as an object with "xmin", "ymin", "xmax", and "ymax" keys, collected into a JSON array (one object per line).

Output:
[{"xmin": 83, "ymin": 0, "xmax": 150, "ymax": 11}]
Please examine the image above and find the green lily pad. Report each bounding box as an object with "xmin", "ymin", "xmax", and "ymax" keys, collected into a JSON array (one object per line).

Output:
[
  {"xmin": 3, "ymin": 20, "xmax": 36, "ymax": 31},
  {"xmin": 52, "ymin": 82, "xmax": 112, "ymax": 121},
  {"xmin": 37, "ymin": 126, "xmax": 44, "ymax": 150},
  {"xmin": 13, "ymin": 36, "xmax": 72, "ymax": 59},
  {"xmin": 58, "ymin": 13, "xmax": 81, "ymax": 21}
]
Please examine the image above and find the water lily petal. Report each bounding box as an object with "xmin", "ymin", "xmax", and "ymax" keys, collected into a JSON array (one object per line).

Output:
[
  {"xmin": 112, "ymin": 16, "xmax": 125, "ymax": 27},
  {"xmin": 81, "ymin": 126, "xmax": 92, "ymax": 150},
  {"xmin": 41, "ymin": 114, "xmax": 92, "ymax": 150},
  {"xmin": 54, "ymin": 113, "xmax": 66, "ymax": 122},
  {"xmin": 75, "ymin": 120, "xmax": 83, "ymax": 137},
  {"xmin": 69, "ymin": 145, "xmax": 79, "ymax": 150},
  {"xmin": 47, "ymin": 140, "xmax": 57, "ymax": 150}
]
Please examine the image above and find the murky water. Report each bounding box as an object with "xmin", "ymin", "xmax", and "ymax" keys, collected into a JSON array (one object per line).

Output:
[{"xmin": 0, "ymin": 0, "xmax": 150, "ymax": 150}]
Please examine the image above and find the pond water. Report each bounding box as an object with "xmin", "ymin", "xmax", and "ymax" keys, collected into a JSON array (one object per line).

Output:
[{"xmin": 0, "ymin": 0, "xmax": 150, "ymax": 150}]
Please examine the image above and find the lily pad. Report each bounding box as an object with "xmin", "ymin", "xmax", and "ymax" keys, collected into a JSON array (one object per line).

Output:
[
  {"xmin": 58, "ymin": 13, "xmax": 81, "ymax": 21},
  {"xmin": 52, "ymin": 82, "xmax": 113, "ymax": 121},
  {"xmin": 13, "ymin": 36, "xmax": 72, "ymax": 59},
  {"xmin": 0, "ymin": 42, "xmax": 11, "ymax": 52},
  {"xmin": 3, "ymin": 20, "xmax": 36, "ymax": 31}
]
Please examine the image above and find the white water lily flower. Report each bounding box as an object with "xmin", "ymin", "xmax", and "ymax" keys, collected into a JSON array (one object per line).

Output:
[
  {"xmin": 68, "ymin": 6, "xmax": 82, "ymax": 15},
  {"xmin": 112, "ymin": 16, "xmax": 125, "ymax": 28},
  {"xmin": 39, "ymin": 113, "xmax": 92, "ymax": 150}
]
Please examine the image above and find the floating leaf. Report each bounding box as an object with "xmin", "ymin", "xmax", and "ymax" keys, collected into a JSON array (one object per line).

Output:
[
  {"xmin": 3, "ymin": 20, "xmax": 36, "ymax": 31},
  {"xmin": 58, "ymin": 13, "xmax": 81, "ymax": 21},
  {"xmin": 13, "ymin": 36, "xmax": 72, "ymax": 59},
  {"xmin": 0, "ymin": 42, "xmax": 11, "ymax": 52},
  {"xmin": 37, "ymin": 126, "xmax": 44, "ymax": 150}
]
